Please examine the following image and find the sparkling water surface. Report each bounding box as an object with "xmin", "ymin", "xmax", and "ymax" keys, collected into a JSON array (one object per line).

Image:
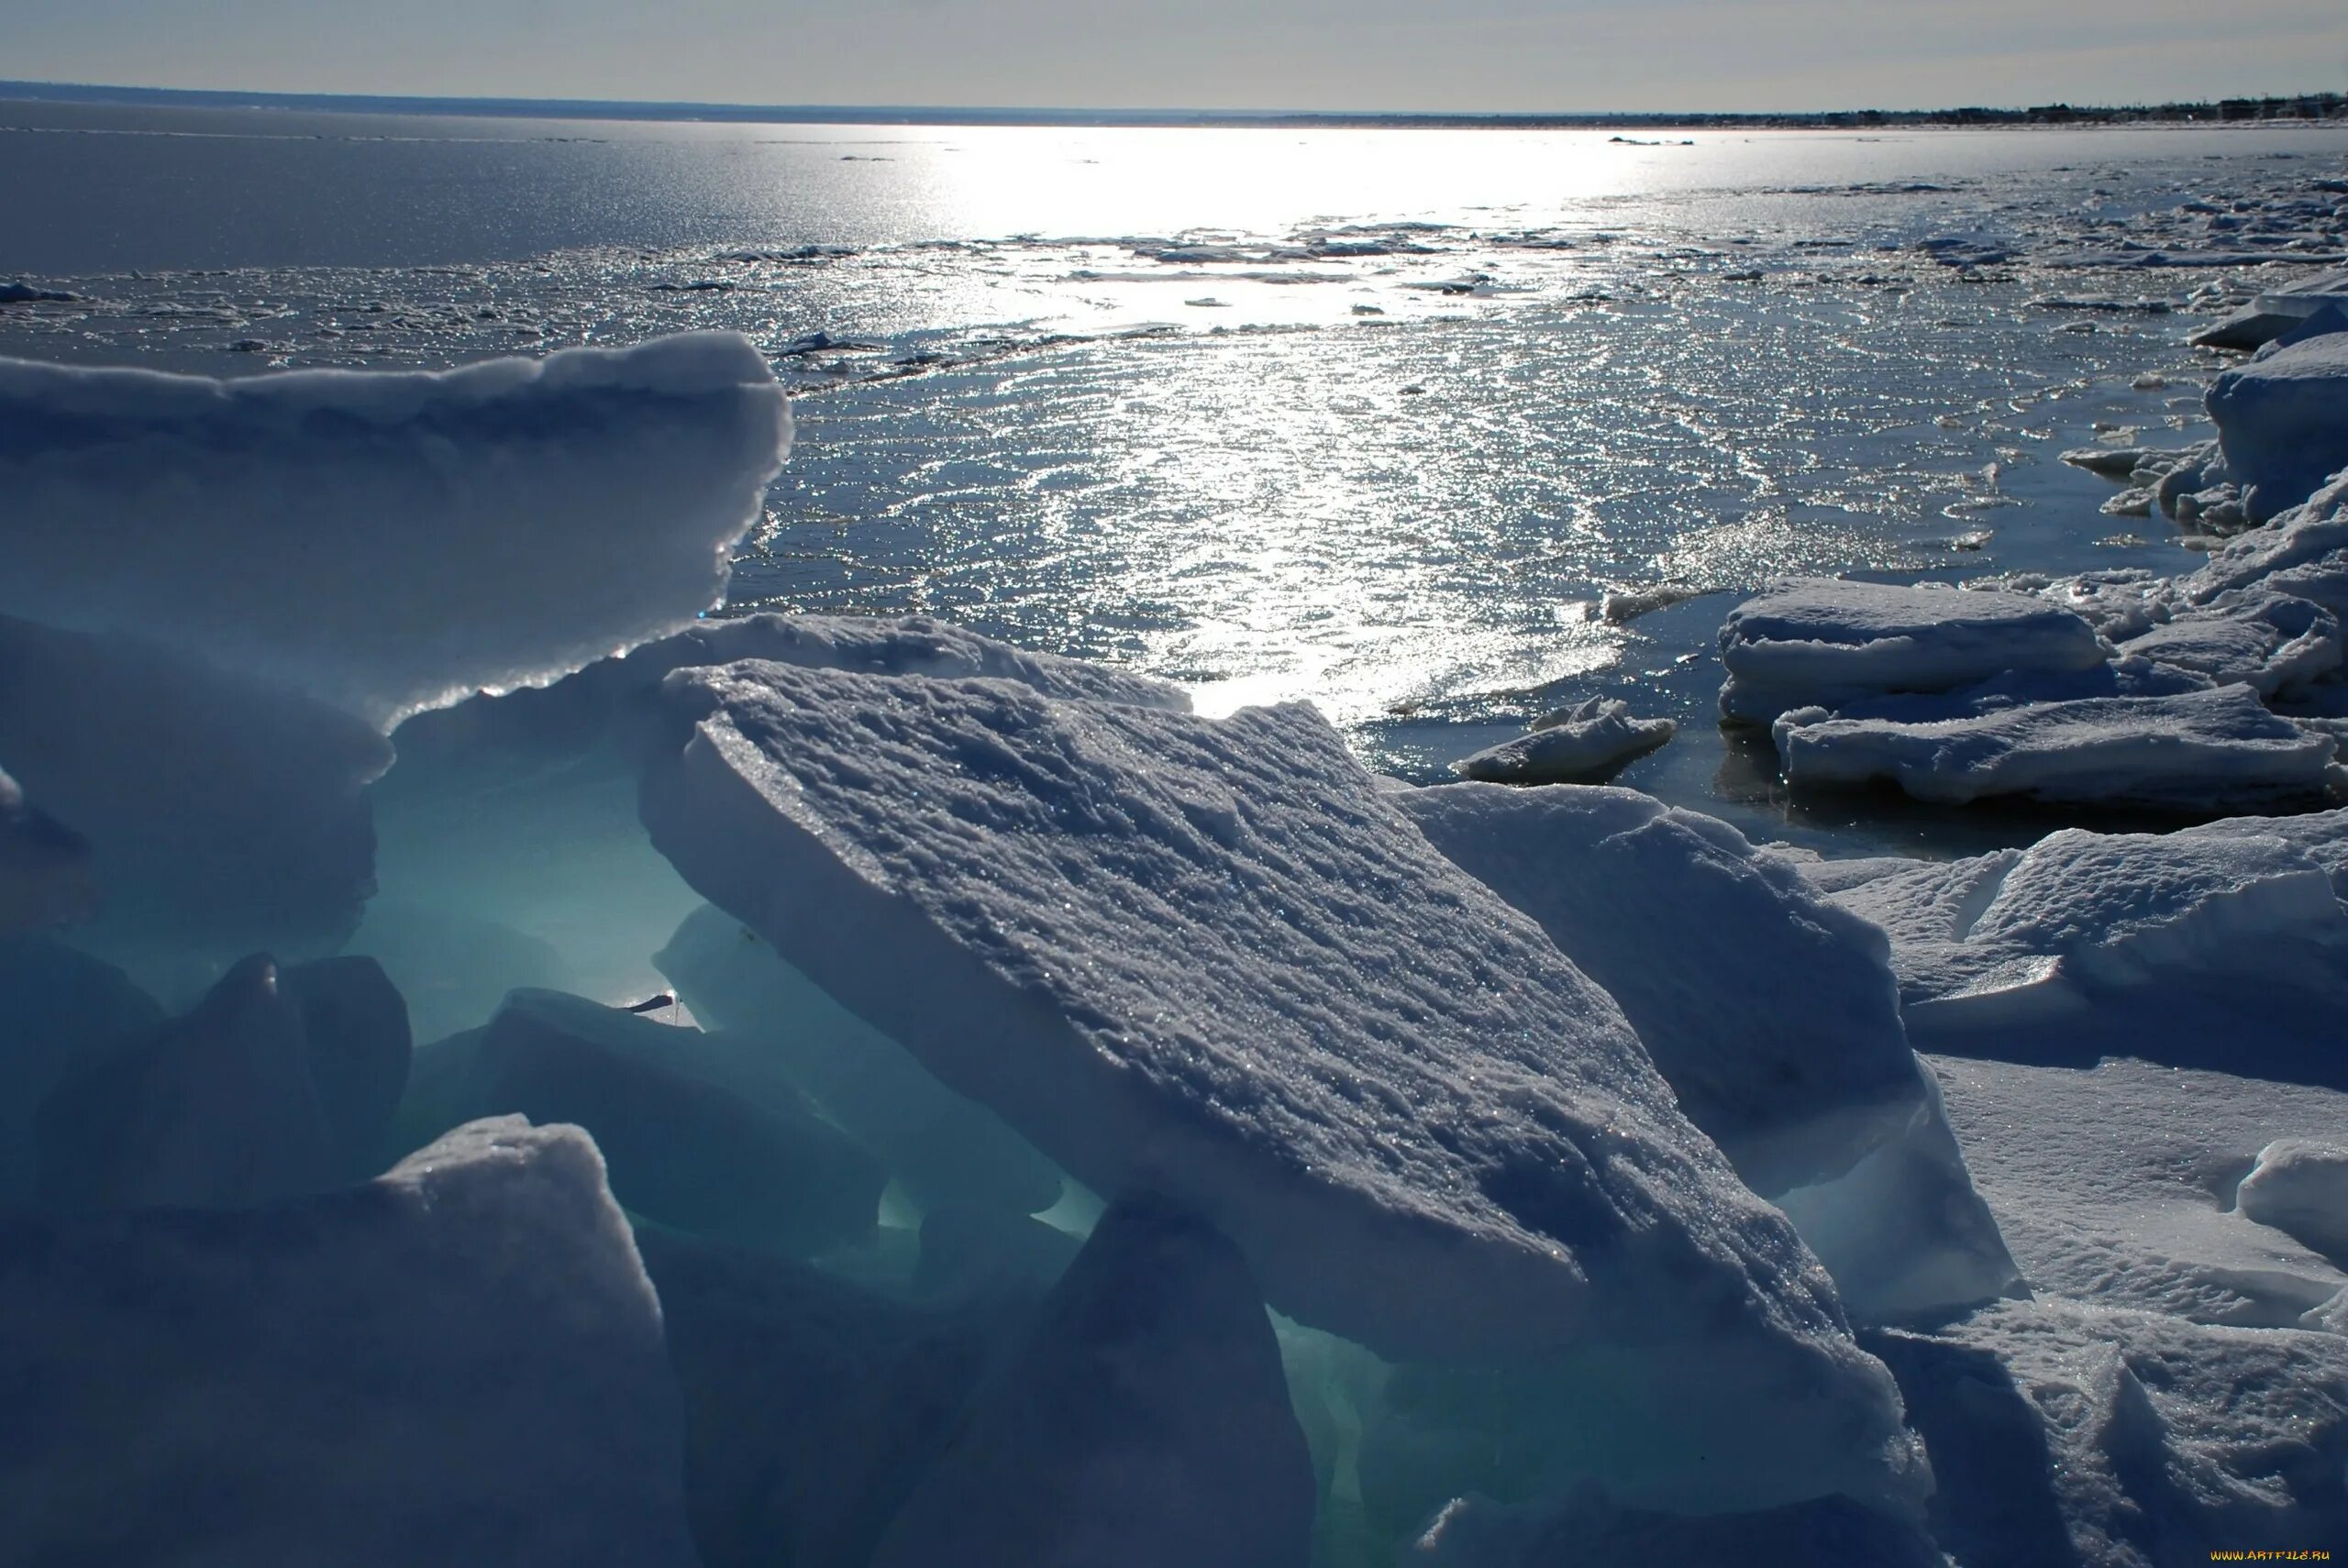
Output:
[{"xmin": 7, "ymin": 99, "xmax": 2345, "ymax": 856}]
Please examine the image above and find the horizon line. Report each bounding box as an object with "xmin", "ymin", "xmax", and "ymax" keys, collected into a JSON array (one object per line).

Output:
[{"xmin": 6, "ymin": 77, "xmax": 2342, "ymax": 129}]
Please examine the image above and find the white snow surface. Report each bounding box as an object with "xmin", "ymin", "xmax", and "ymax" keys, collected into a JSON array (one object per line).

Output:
[
  {"xmin": 1796, "ymin": 812, "xmax": 2348, "ymax": 1067},
  {"xmin": 1395, "ymin": 782, "xmax": 2015, "ymax": 1320},
  {"xmin": 1717, "ymin": 578, "xmax": 2108, "ymax": 724},
  {"xmin": 0, "ymin": 333, "xmax": 789, "ymax": 726},
  {"xmin": 640, "ymin": 658, "xmax": 1924, "ymax": 1509},
  {"xmin": 2237, "ymin": 1140, "xmax": 2348, "ymax": 1263},
  {"xmin": 2115, "ymin": 587, "xmax": 2342, "ymax": 699},
  {"xmin": 1772, "ymin": 684, "xmax": 2340, "ymax": 810},
  {"xmin": 1446, "ymin": 699, "xmax": 1675, "ymax": 783},
  {"xmin": 0, "ymin": 1115, "xmax": 701, "ymax": 1566},
  {"xmin": 2209, "ymin": 332, "xmax": 2348, "ymax": 524}
]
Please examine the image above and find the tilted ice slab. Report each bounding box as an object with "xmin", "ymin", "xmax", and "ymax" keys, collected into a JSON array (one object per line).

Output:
[
  {"xmin": 1773, "ymin": 683, "xmax": 2340, "ymax": 810},
  {"xmin": 640, "ymin": 660, "xmax": 1923, "ymax": 1507},
  {"xmin": 1871, "ymin": 1299, "xmax": 2348, "ymax": 1567},
  {"xmin": 1716, "ymin": 578, "xmax": 2108, "ymax": 725},
  {"xmin": 1796, "ymin": 812, "xmax": 2348, "ymax": 1077},
  {"xmin": 0, "ymin": 332, "xmax": 789, "ymax": 727},
  {"xmin": 0, "ymin": 1117, "xmax": 701, "ymax": 1566},
  {"xmin": 2209, "ymin": 332, "xmax": 2348, "ymax": 524},
  {"xmin": 1396, "ymin": 783, "xmax": 2015, "ymax": 1320},
  {"xmin": 1446, "ymin": 698, "xmax": 1674, "ymax": 783},
  {"xmin": 1926, "ymin": 1055, "xmax": 2347, "ymax": 1330}
]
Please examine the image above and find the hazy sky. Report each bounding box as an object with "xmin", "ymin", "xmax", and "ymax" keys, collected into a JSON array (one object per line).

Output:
[{"xmin": 6, "ymin": 0, "xmax": 2346, "ymax": 113}]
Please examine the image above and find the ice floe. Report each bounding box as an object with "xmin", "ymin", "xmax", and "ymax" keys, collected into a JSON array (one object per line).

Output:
[
  {"xmin": 2209, "ymin": 331, "xmax": 2348, "ymax": 525},
  {"xmin": 0, "ymin": 332, "xmax": 789, "ymax": 726},
  {"xmin": 640, "ymin": 658, "xmax": 1924, "ymax": 1508},
  {"xmin": 1445, "ymin": 697, "xmax": 1675, "ymax": 783},
  {"xmin": 0, "ymin": 1116, "xmax": 702, "ymax": 1566}
]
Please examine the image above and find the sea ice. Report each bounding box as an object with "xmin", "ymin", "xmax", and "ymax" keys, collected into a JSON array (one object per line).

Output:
[
  {"xmin": 2114, "ymin": 586, "xmax": 2342, "ymax": 698},
  {"xmin": 1798, "ymin": 813, "xmax": 2348, "ymax": 1079},
  {"xmin": 640, "ymin": 658, "xmax": 1923, "ymax": 1509},
  {"xmin": 867, "ymin": 1197, "xmax": 1318, "ymax": 1568},
  {"xmin": 1772, "ymin": 683, "xmax": 2339, "ymax": 810},
  {"xmin": 1396, "ymin": 782, "xmax": 2015, "ymax": 1319},
  {"xmin": 412, "ymin": 988, "xmax": 887, "ymax": 1256},
  {"xmin": 1870, "ymin": 1299, "xmax": 2348, "ymax": 1567},
  {"xmin": 0, "ymin": 614, "xmax": 392, "ymax": 969},
  {"xmin": 638, "ymin": 1228, "xmax": 1025, "ymax": 1568},
  {"xmin": 0, "ymin": 1116, "xmax": 702, "ymax": 1566},
  {"xmin": 0, "ymin": 764, "xmax": 90, "ymax": 936},
  {"xmin": 1717, "ymin": 578, "xmax": 2108, "ymax": 724},
  {"xmin": 2209, "ymin": 332, "xmax": 2348, "ymax": 524},
  {"xmin": 0, "ymin": 332, "xmax": 789, "ymax": 726},
  {"xmin": 1446, "ymin": 698, "xmax": 1675, "ymax": 783}
]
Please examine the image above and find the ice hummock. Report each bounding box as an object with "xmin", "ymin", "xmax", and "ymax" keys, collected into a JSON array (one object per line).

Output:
[
  {"xmin": 0, "ymin": 333, "xmax": 790, "ymax": 727},
  {"xmin": 0, "ymin": 1116, "xmax": 702, "ymax": 1566},
  {"xmin": 2209, "ymin": 332, "xmax": 2348, "ymax": 525},
  {"xmin": 1395, "ymin": 782, "xmax": 2016, "ymax": 1320},
  {"xmin": 639, "ymin": 657, "xmax": 1925, "ymax": 1510}
]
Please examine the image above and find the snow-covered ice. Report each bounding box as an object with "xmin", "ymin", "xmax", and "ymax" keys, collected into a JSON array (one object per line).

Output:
[
  {"xmin": 1773, "ymin": 683, "xmax": 2340, "ymax": 810},
  {"xmin": 2209, "ymin": 333, "xmax": 2348, "ymax": 524},
  {"xmin": 641, "ymin": 658, "xmax": 1924, "ymax": 1508},
  {"xmin": 1396, "ymin": 782, "xmax": 2015, "ymax": 1320},
  {"xmin": 868, "ymin": 1197, "xmax": 1317, "ymax": 1568},
  {"xmin": 1798, "ymin": 812, "xmax": 2348, "ymax": 1077},
  {"xmin": 0, "ymin": 1116, "xmax": 702, "ymax": 1566},
  {"xmin": 1446, "ymin": 698, "xmax": 1675, "ymax": 783},
  {"xmin": 1717, "ymin": 578, "xmax": 2108, "ymax": 725},
  {"xmin": 0, "ymin": 333, "xmax": 789, "ymax": 726},
  {"xmin": 2237, "ymin": 1140, "xmax": 2348, "ymax": 1263}
]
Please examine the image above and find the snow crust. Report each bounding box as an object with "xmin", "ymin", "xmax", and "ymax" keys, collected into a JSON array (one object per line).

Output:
[
  {"xmin": 1717, "ymin": 578, "xmax": 2108, "ymax": 724},
  {"xmin": 1446, "ymin": 698, "xmax": 1675, "ymax": 783},
  {"xmin": 640, "ymin": 657, "xmax": 1923, "ymax": 1508},
  {"xmin": 0, "ymin": 333, "xmax": 789, "ymax": 726},
  {"xmin": 0, "ymin": 1116, "xmax": 701, "ymax": 1566},
  {"xmin": 2238, "ymin": 1140, "xmax": 2348, "ymax": 1262}
]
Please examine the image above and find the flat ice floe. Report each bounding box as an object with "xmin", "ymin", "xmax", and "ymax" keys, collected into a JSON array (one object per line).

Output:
[
  {"xmin": 1772, "ymin": 683, "xmax": 2340, "ymax": 810},
  {"xmin": 1716, "ymin": 578, "xmax": 2108, "ymax": 725},
  {"xmin": 1445, "ymin": 698, "xmax": 1675, "ymax": 783},
  {"xmin": 640, "ymin": 658, "xmax": 1923, "ymax": 1509},
  {"xmin": 1395, "ymin": 782, "xmax": 2016, "ymax": 1320},
  {"xmin": 0, "ymin": 1116, "xmax": 702, "ymax": 1566},
  {"xmin": 0, "ymin": 332, "xmax": 789, "ymax": 727}
]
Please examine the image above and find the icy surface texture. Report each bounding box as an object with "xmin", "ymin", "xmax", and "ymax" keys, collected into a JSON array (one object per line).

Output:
[
  {"xmin": 2209, "ymin": 333, "xmax": 2348, "ymax": 524},
  {"xmin": 0, "ymin": 1116, "xmax": 701, "ymax": 1567},
  {"xmin": 1870, "ymin": 1299, "xmax": 2348, "ymax": 1568},
  {"xmin": 1446, "ymin": 698, "xmax": 1675, "ymax": 783},
  {"xmin": 2116, "ymin": 588, "xmax": 2343, "ymax": 699},
  {"xmin": 1717, "ymin": 577, "xmax": 2107, "ymax": 725},
  {"xmin": 1930, "ymin": 1055, "xmax": 2347, "ymax": 1330},
  {"xmin": 641, "ymin": 658, "xmax": 1922, "ymax": 1507},
  {"xmin": 1773, "ymin": 684, "xmax": 2340, "ymax": 810},
  {"xmin": 2237, "ymin": 1140, "xmax": 2348, "ymax": 1263},
  {"xmin": 1396, "ymin": 782, "xmax": 2014, "ymax": 1318},
  {"xmin": 655, "ymin": 902, "xmax": 1064, "ymax": 1217},
  {"xmin": 0, "ymin": 614, "xmax": 391, "ymax": 970},
  {"xmin": 1801, "ymin": 814, "xmax": 2348, "ymax": 1076},
  {"xmin": 868, "ymin": 1197, "xmax": 1317, "ymax": 1568},
  {"xmin": 404, "ymin": 988, "xmax": 886, "ymax": 1256},
  {"xmin": 0, "ymin": 333, "xmax": 788, "ymax": 726},
  {"xmin": 0, "ymin": 764, "xmax": 89, "ymax": 936}
]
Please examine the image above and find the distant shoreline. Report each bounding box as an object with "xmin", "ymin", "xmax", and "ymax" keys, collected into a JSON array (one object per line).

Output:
[{"xmin": 4, "ymin": 78, "xmax": 2343, "ymax": 132}]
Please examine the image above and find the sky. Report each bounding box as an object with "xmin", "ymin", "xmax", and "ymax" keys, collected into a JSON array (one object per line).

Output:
[{"xmin": 5, "ymin": 0, "xmax": 2345, "ymax": 114}]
